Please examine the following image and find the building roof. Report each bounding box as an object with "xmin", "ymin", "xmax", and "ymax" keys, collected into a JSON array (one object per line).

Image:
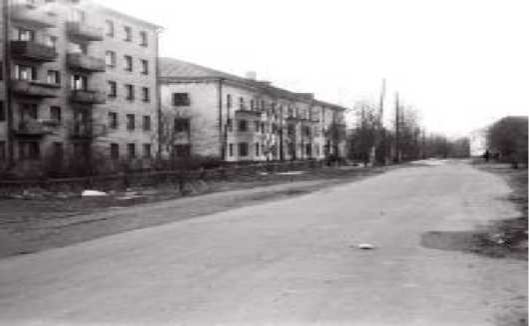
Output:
[{"xmin": 159, "ymin": 57, "xmax": 348, "ymax": 111}]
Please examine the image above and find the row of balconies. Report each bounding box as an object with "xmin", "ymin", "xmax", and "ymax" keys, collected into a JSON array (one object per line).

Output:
[
  {"xmin": 11, "ymin": 40, "xmax": 105, "ymax": 72},
  {"xmin": 11, "ymin": 2, "xmax": 104, "ymax": 40},
  {"xmin": 11, "ymin": 79, "xmax": 106, "ymax": 104},
  {"xmin": 13, "ymin": 119, "xmax": 107, "ymax": 139}
]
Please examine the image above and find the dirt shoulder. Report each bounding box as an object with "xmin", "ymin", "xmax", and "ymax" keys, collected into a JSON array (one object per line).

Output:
[
  {"xmin": 422, "ymin": 163, "xmax": 528, "ymax": 261},
  {"xmin": 0, "ymin": 165, "xmax": 391, "ymax": 259}
]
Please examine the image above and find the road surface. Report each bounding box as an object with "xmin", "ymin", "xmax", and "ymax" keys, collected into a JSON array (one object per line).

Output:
[{"xmin": 0, "ymin": 160, "xmax": 526, "ymax": 325}]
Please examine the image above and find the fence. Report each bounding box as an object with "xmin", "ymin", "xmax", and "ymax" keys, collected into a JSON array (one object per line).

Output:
[{"xmin": 0, "ymin": 160, "xmax": 327, "ymax": 194}]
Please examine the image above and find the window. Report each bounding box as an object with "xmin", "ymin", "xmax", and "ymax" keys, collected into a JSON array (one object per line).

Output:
[
  {"xmin": 174, "ymin": 118, "xmax": 190, "ymax": 133},
  {"xmin": 124, "ymin": 26, "xmax": 132, "ymax": 41},
  {"xmin": 124, "ymin": 55, "xmax": 133, "ymax": 71},
  {"xmin": 261, "ymin": 122, "xmax": 265, "ymax": 133},
  {"xmin": 228, "ymin": 144, "xmax": 233, "ymax": 157},
  {"xmin": 255, "ymin": 142, "xmax": 260, "ymax": 156},
  {"xmin": 0, "ymin": 102, "xmax": 5, "ymax": 122},
  {"xmin": 125, "ymin": 84, "xmax": 134, "ymax": 101},
  {"xmin": 105, "ymin": 51, "xmax": 116, "ymax": 67},
  {"xmin": 50, "ymin": 106, "xmax": 61, "ymax": 122},
  {"xmin": 15, "ymin": 65, "xmax": 36, "ymax": 81},
  {"xmin": 108, "ymin": 112, "xmax": 118, "ymax": 129},
  {"xmin": 70, "ymin": 9, "xmax": 85, "ymax": 23},
  {"xmin": 53, "ymin": 142, "xmax": 63, "ymax": 162},
  {"xmin": 288, "ymin": 124, "xmax": 296, "ymax": 136},
  {"xmin": 105, "ymin": 20, "xmax": 114, "ymax": 37},
  {"xmin": 19, "ymin": 141, "xmax": 40, "ymax": 160},
  {"xmin": 250, "ymin": 99, "xmax": 255, "ymax": 110},
  {"xmin": 127, "ymin": 143, "xmax": 136, "ymax": 158},
  {"xmin": 20, "ymin": 103, "xmax": 38, "ymax": 121},
  {"xmin": 227, "ymin": 118, "xmax": 233, "ymax": 132},
  {"xmin": 0, "ymin": 141, "xmax": 5, "ymax": 162},
  {"xmin": 108, "ymin": 81, "xmax": 117, "ymax": 97},
  {"xmin": 141, "ymin": 87, "xmax": 150, "ymax": 102},
  {"xmin": 172, "ymin": 93, "xmax": 190, "ymax": 106},
  {"xmin": 126, "ymin": 114, "xmax": 135, "ymax": 130},
  {"xmin": 140, "ymin": 59, "xmax": 149, "ymax": 75},
  {"xmin": 140, "ymin": 31, "xmax": 148, "ymax": 46},
  {"xmin": 226, "ymin": 94, "xmax": 232, "ymax": 108},
  {"xmin": 16, "ymin": 28, "xmax": 34, "ymax": 41},
  {"xmin": 46, "ymin": 70, "xmax": 60, "ymax": 85},
  {"xmin": 238, "ymin": 143, "xmax": 248, "ymax": 157},
  {"xmin": 239, "ymin": 97, "xmax": 245, "ymax": 110},
  {"xmin": 71, "ymin": 75, "xmax": 87, "ymax": 90},
  {"xmin": 143, "ymin": 115, "xmax": 151, "ymax": 131},
  {"xmin": 254, "ymin": 121, "xmax": 260, "ymax": 132},
  {"xmin": 73, "ymin": 142, "xmax": 90, "ymax": 160},
  {"xmin": 238, "ymin": 119, "xmax": 247, "ymax": 132},
  {"xmin": 45, "ymin": 35, "xmax": 57, "ymax": 50},
  {"xmin": 110, "ymin": 143, "xmax": 119, "ymax": 160},
  {"xmin": 305, "ymin": 143, "xmax": 312, "ymax": 157},
  {"xmin": 143, "ymin": 143, "xmax": 151, "ymax": 158},
  {"xmin": 173, "ymin": 144, "xmax": 191, "ymax": 158}
]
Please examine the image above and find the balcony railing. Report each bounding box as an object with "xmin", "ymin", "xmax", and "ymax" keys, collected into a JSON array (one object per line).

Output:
[
  {"xmin": 70, "ymin": 90, "xmax": 106, "ymax": 105},
  {"xmin": 11, "ymin": 40, "xmax": 57, "ymax": 62},
  {"xmin": 67, "ymin": 53, "xmax": 106, "ymax": 72},
  {"xmin": 66, "ymin": 21, "xmax": 104, "ymax": 41},
  {"xmin": 11, "ymin": 79, "xmax": 60, "ymax": 98},
  {"xmin": 14, "ymin": 119, "xmax": 55, "ymax": 137},
  {"xmin": 70, "ymin": 123, "xmax": 107, "ymax": 139},
  {"xmin": 10, "ymin": 1, "xmax": 56, "ymax": 28}
]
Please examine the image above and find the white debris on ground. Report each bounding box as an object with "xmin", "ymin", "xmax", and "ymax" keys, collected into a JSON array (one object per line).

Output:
[
  {"xmin": 357, "ymin": 243, "xmax": 376, "ymax": 250},
  {"xmin": 81, "ymin": 190, "xmax": 108, "ymax": 197},
  {"xmin": 277, "ymin": 171, "xmax": 306, "ymax": 176}
]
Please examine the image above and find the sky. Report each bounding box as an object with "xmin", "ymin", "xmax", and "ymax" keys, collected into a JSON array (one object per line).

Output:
[{"xmin": 100, "ymin": 0, "xmax": 528, "ymax": 138}]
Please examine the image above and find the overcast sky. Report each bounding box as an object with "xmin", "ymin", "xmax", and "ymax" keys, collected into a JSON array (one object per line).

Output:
[{"xmin": 100, "ymin": 0, "xmax": 528, "ymax": 138}]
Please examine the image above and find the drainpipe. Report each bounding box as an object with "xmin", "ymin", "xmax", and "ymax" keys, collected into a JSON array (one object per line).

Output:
[
  {"xmin": 3, "ymin": 0, "xmax": 13, "ymax": 168},
  {"xmin": 217, "ymin": 78, "xmax": 223, "ymax": 160}
]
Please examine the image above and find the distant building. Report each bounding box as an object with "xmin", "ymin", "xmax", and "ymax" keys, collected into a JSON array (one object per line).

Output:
[
  {"xmin": 159, "ymin": 58, "xmax": 347, "ymax": 162},
  {"xmin": 0, "ymin": 0, "xmax": 161, "ymax": 175},
  {"xmin": 469, "ymin": 128, "xmax": 487, "ymax": 156}
]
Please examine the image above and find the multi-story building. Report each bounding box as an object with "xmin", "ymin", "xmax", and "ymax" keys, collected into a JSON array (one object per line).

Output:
[
  {"xmin": 160, "ymin": 58, "xmax": 347, "ymax": 162},
  {"xmin": 0, "ymin": 0, "xmax": 161, "ymax": 175}
]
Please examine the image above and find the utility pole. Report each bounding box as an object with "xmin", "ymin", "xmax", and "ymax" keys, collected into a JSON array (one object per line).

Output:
[
  {"xmin": 374, "ymin": 78, "xmax": 386, "ymax": 165},
  {"xmin": 3, "ymin": 0, "xmax": 13, "ymax": 167},
  {"xmin": 394, "ymin": 92, "xmax": 400, "ymax": 163}
]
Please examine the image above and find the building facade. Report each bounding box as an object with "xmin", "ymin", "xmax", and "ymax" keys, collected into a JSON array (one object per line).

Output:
[
  {"xmin": 160, "ymin": 58, "xmax": 347, "ymax": 162},
  {"xmin": 0, "ymin": 0, "xmax": 160, "ymax": 175}
]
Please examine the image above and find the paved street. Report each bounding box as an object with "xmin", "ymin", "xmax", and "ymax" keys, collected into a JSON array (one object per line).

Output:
[{"xmin": 0, "ymin": 161, "xmax": 526, "ymax": 326}]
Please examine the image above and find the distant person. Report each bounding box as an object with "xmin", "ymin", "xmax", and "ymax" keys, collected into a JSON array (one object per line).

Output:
[{"xmin": 483, "ymin": 150, "xmax": 490, "ymax": 162}]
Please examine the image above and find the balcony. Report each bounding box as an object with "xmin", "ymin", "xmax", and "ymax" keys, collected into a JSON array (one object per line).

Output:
[
  {"xmin": 10, "ymin": 2, "xmax": 56, "ymax": 28},
  {"xmin": 67, "ymin": 53, "xmax": 106, "ymax": 72},
  {"xmin": 13, "ymin": 119, "xmax": 55, "ymax": 137},
  {"xmin": 11, "ymin": 79, "xmax": 60, "ymax": 98},
  {"xmin": 66, "ymin": 21, "xmax": 104, "ymax": 42},
  {"xmin": 11, "ymin": 40, "xmax": 57, "ymax": 62},
  {"xmin": 70, "ymin": 90, "xmax": 106, "ymax": 105},
  {"xmin": 70, "ymin": 123, "xmax": 107, "ymax": 139},
  {"xmin": 234, "ymin": 109, "xmax": 263, "ymax": 118}
]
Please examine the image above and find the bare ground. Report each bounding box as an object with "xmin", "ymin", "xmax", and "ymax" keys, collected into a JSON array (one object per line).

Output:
[{"xmin": 0, "ymin": 165, "xmax": 389, "ymax": 259}]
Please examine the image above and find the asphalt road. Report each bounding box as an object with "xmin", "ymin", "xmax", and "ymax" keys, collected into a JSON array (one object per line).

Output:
[{"xmin": 0, "ymin": 160, "xmax": 526, "ymax": 326}]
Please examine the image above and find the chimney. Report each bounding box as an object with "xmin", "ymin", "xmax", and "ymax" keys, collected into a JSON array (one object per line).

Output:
[{"xmin": 246, "ymin": 71, "xmax": 257, "ymax": 80}]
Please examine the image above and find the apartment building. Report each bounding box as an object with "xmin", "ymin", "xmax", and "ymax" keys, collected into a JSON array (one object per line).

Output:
[
  {"xmin": 0, "ymin": 0, "xmax": 160, "ymax": 174},
  {"xmin": 160, "ymin": 58, "xmax": 347, "ymax": 162}
]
